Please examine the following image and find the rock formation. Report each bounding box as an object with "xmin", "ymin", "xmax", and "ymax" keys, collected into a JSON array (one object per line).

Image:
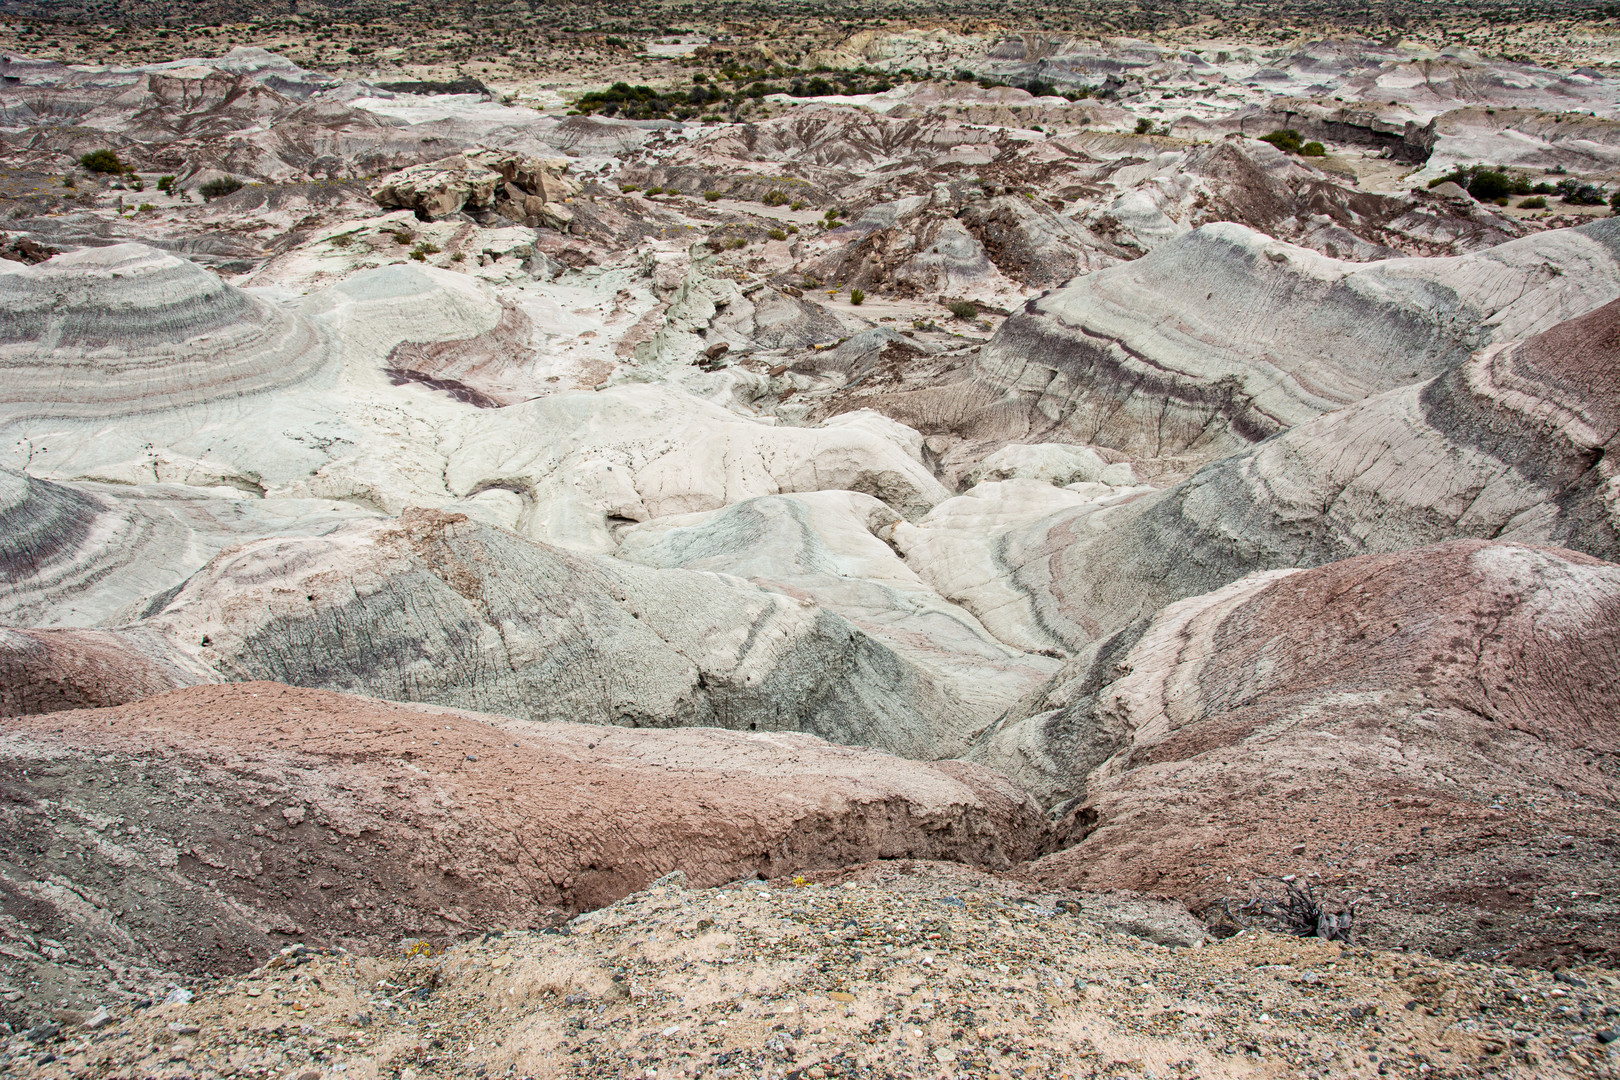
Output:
[
  {"xmin": 0, "ymin": 682, "xmax": 1046, "ymax": 978},
  {"xmin": 1021, "ymin": 540, "xmax": 1620, "ymax": 965}
]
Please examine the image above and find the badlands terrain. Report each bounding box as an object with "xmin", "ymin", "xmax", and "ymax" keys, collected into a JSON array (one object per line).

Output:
[{"xmin": 2, "ymin": 6, "xmax": 1620, "ymax": 1078}]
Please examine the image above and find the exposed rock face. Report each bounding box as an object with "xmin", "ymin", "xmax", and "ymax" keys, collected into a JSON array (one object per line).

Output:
[
  {"xmin": 978, "ymin": 295, "xmax": 1620, "ymax": 659},
  {"xmin": 0, "ymin": 682, "xmax": 1048, "ymax": 977},
  {"xmin": 618, "ymin": 490, "xmax": 1064, "ymax": 752},
  {"xmin": 115, "ymin": 509, "xmax": 989, "ymax": 760},
  {"xmin": 370, "ymin": 153, "xmax": 503, "ymax": 219},
  {"xmin": 0, "ymin": 466, "xmax": 372, "ymax": 628},
  {"xmin": 370, "ymin": 150, "xmax": 580, "ymax": 226},
  {"xmin": 1022, "ymin": 541, "xmax": 1620, "ymax": 965},
  {"xmin": 0, "ymin": 243, "xmax": 335, "ymax": 420},
  {"xmin": 972, "ymin": 219, "xmax": 1620, "ymax": 463},
  {"xmin": 0, "ymin": 625, "xmax": 192, "ymax": 715}
]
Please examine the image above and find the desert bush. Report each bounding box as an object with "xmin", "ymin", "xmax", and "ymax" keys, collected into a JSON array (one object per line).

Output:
[
  {"xmin": 620, "ymin": 184, "xmax": 640, "ymax": 192},
  {"xmin": 199, "ymin": 176, "xmax": 243, "ymax": 201},
  {"xmin": 1467, "ymin": 170, "xmax": 1513, "ymax": 201},
  {"xmin": 1300, "ymin": 141, "xmax": 1326, "ymax": 156},
  {"xmin": 1520, "ymin": 195, "xmax": 1547, "ymax": 209},
  {"xmin": 61, "ymin": 176, "xmax": 74, "ymax": 188},
  {"xmin": 1213, "ymin": 878, "xmax": 1355, "ymax": 942},
  {"xmin": 1134, "ymin": 118, "xmax": 1154, "ymax": 135},
  {"xmin": 766, "ymin": 228, "xmax": 788, "ymax": 241},
  {"xmin": 644, "ymin": 185, "xmax": 665, "ymax": 196},
  {"xmin": 79, "ymin": 149, "xmax": 125, "ymax": 174},
  {"xmin": 790, "ymin": 200, "xmax": 806, "ymax": 210},
  {"xmin": 727, "ymin": 236, "xmax": 747, "ymax": 249},
  {"xmin": 947, "ymin": 300, "xmax": 978, "ymax": 320},
  {"xmin": 137, "ymin": 202, "xmax": 156, "ymax": 212},
  {"xmin": 762, "ymin": 189, "xmax": 789, "ymax": 206},
  {"xmin": 704, "ymin": 190, "xmax": 722, "ymax": 201},
  {"xmin": 1557, "ymin": 178, "xmax": 1606, "ymax": 205},
  {"xmin": 1259, "ymin": 129, "xmax": 1303, "ymax": 153},
  {"xmin": 850, "ymin": 288, "xmax": 866, "ymax": 305},
  {"xmin": 801, "ymin": 275, "xmax": 822, "ymax": 289}
]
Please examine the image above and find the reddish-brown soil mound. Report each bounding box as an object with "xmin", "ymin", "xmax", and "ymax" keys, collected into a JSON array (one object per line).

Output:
[
  {"xmin": 0, "ymin": 683, "xmax": 1048, "ymax": 1021},
  {"xmin": 1029, "ymin": 540, "xmax": 1620, "ymax": 966}
]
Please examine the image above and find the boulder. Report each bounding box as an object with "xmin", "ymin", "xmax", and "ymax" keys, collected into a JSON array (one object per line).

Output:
[{"xmin": 370, "ymin": 154, "xmax": 503, "ymax": 219}]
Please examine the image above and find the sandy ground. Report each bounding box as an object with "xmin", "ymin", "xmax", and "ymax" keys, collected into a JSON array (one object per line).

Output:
[{"xmin": 10, "ymin": 861, "xmax": 1619, "ymax": 1079}]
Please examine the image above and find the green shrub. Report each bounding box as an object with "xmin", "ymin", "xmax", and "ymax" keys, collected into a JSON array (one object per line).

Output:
[
  {"xmin": 767, "ymin": 228, "xmax": 788, "ymax": 241},
  {"xmin": 1557, "ymin": 178, "xmax": 1606, "ymax": 205},
  {"xmin": 137, "ymin": 202, "xmax": 156, "ymax": 212},
  {"xmin": 62, "ymin": 176, "xmax": 75, "ymax": 188},
  {"xmin": 412, "ymin": 242, "xmax": 441, "ymax": 258},
  {"xmin": 801, "ymin": 275, "xmax": 822, "ymax": 289},
  {"xmin": 1259, "ymin": 129, "xmax": 1303, "ymax": 153},
  {"xmin": 1520, "ymin": 196, "xmax": 1547, "ymax": 209},
  {"xmin": 786, "ymin": 224, "xmax": 799, "ymax": 234},
  {"xmin": 947, "ymin": 300, "xmax": 978, "ymax": 320},
  {"xmin": 392, "ymin": 229, "xmax": 413, "ymax": 244},
  {"xmin": 79, "ymin": 149, "xmax": 125, "ymax": 174},
  {"xmin": 620, "ymin": 183, "xmax": 640, "ymax": 192},
  {"xmin": 199, "ymin": 176, "xmax": 243, "ymax": 201},
  {"xmin": 704, "ymin": 190, "xmax": 722, "ymax": 201},
  {"xmin": 790, "ymin": 200, "xmax": 806, "ymax": 210},
  {"xmin": 1466, "ymin": 170, "xmax": 1513, "ymax": 201},
  {"xmin": 762, "ymin": 189, "xmax": 789, "ymax": 206},
  {"xmin": 644, "ymin": 185, "xmax": 665, "ymax": 195},
  {"xmin": 1300, "ymin": 141, "xmax": 1326, "ymax": 156},
  {"xmin": 726, "ymin": 236, "xmax": 747, "ymax": 249},
  {"xmin": 850, "ymin": 288, "xmax": 866, "ymax": 305},
  {"xmin": 409, "ymin": 249, "xmax": 427, "ymax": 261},
  {"xmin": 1134, "ymin": 118, "xmax": 1154, "ymax": 135}
]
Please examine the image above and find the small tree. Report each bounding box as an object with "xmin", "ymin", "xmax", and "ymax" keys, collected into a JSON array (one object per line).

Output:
[
  {"xmin": 79, "ymin": 149, "xmax": 125, "ymax": 174},
  {"xmin": 199, "ymin": 176, "xmax": 243, "ymax": 201},
  {"xmin": 1259, "ymin": 129, "xmax": 1303, "ymax": 153}
]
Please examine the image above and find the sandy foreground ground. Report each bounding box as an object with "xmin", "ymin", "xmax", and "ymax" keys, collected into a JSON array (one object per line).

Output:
[{"xmin": 10, "ymin": 862, "xmax": 1619, "ymax": 1080}]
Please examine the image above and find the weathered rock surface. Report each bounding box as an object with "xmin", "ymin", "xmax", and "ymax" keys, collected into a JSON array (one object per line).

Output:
[
  {"xmin": 0, "ymin": 683, "xmax": 1048, "ymax": 983},
  {"xmin": 1021, "ymin": 540, "xmax": 1620, "ymax": 966},
  {"xmin": 370, "ymin": 150, "xmax": 581, "ymax": 226},
  {"xmin": 0, "ymin": 243, "xmax": 336, "ymax": 420},
  {"xmin": 971, "ymin": 218, "xmax": 1620, "ymax": 462},
  {"xmin": 973, "ymin": 295, "xmax": 1620, "ymax": 658},
  {"xmin": 83, "ymin": 508, "xmax": 993, "ymax": 759}
]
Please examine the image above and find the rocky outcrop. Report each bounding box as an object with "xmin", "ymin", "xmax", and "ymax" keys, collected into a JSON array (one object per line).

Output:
[
  {"xmin": 111, "ymin": 509, "xmax": 984, "ymax": 759},
  {"xmin": 1021, "ymin": 540, "xmax": 1620, "ymax": 965},
  {"xmin": 370, "ymin": 150, "xmax": 580, "ymax": 227},
  {"xmin": 971, "ymin": 218, "xmax": 1620, "ymax": 463},
  {"xmin": 0, "ymin": 682, "xmax": 1048, "ymax": 977},
  {"xmin": 983, "ymin": 294, "xmax": 1620, "ymax": 659},
  {"xmin": 0, "ymin": 243, "xmax": 336, "ymax": 421},
  {"xmin": 618, "ymin": 490, "xmax": 1064, "ymax": 754}
]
